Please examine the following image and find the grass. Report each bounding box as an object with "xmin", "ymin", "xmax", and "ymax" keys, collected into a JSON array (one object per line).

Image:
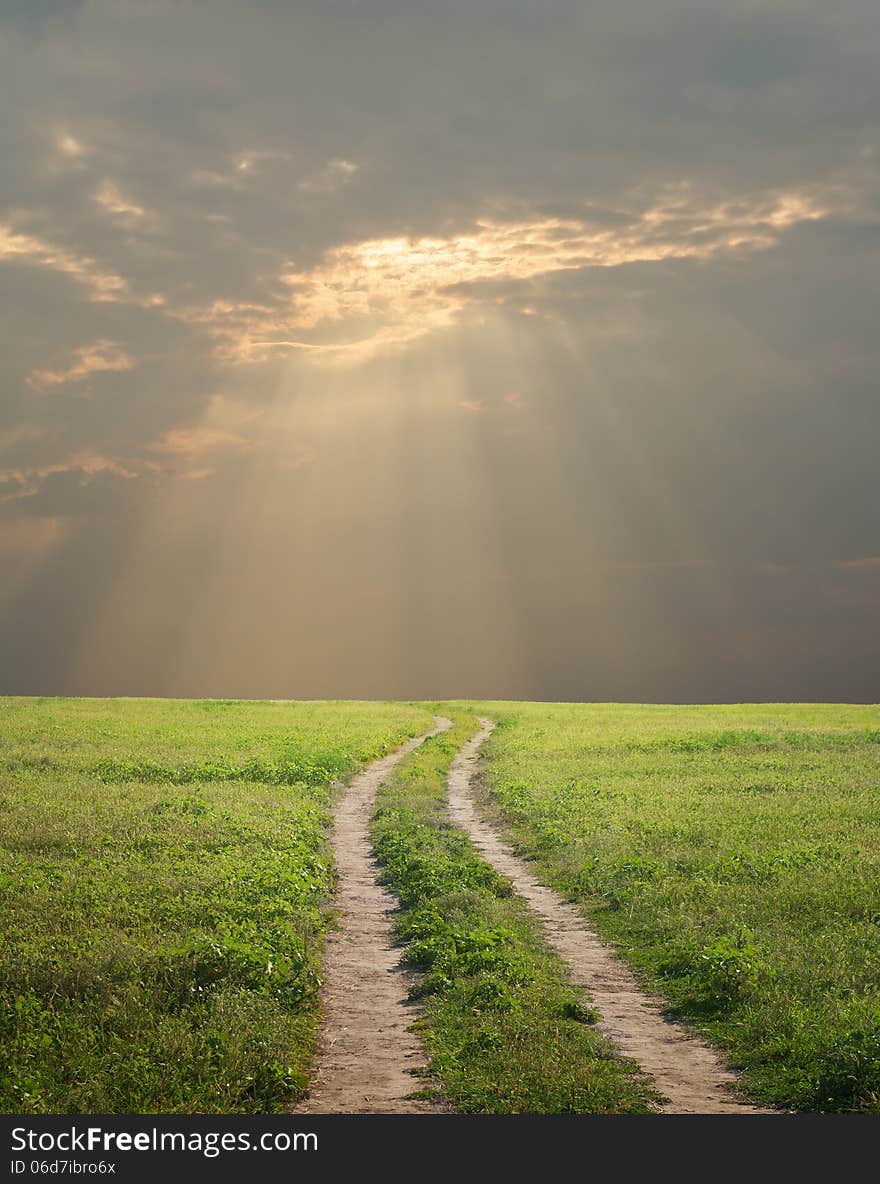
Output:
[
  {"xmin": 0, "ymin": 697, "xmax": 433, "ymax": 1113},
  {"xmin": 5, "ymin": 696, "xmax": 878, "ymax": 1115},
  {"xmin": 459, "ymin": 702, "xmax": 880, "ymax": 1112},
  {"xmin": 370, "ymin": 711, "xmax": 658, "ymax": 1113}
]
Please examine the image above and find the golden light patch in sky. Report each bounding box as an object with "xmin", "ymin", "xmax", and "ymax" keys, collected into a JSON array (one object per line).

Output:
[
  {"xmin": 54, "ymin": 131, "xmax": 88, "ymax": 160},
  {"xmin": 0, "ymin": 223, "xmax": 131, "ymax": 302},
  {"xmin": 0, "ymin": 222, "xmax": 164, "ymax": 306},
  {"xmin": 145, "ymin": 425, "xmax": 252, "ymax": 480},
  {"xmin": 190, "ymin": 185, "xmax": 827, "ymax": 366},
  {"xmin": 94, "ymin": 180, "xmax": 150, "ymax": 224},
  {"xmin": 27, "ymin": 340, "xmax": 135, "ymax": 390},
  {"xmin": 142, "ymin": 393, "xmax": 272, "ymax": 479},
  {"xmin": 0, "ymin": 453, "xmax": 137, "ymax": 505}
]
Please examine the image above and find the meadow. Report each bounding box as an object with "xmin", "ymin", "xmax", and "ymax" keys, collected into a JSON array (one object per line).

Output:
[
  {"xmin": 0, "ymin": 697, "xmax": 433, "ymax": 1113},
  {"xmin": 3, "ymin": 697, "xmax": 879, "ymax": 1114},
  {"xmin": 463, "ymin": 702, "xmax": 880, "ymax": 1111}
]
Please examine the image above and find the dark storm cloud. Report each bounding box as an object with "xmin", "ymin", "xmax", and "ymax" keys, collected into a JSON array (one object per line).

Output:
[
  {"xmin": 0, "ymin": 0, "xmax": 87, "ymax": 38},
  {"xmin": 1, "ymin": 0, "xmax": 878, "ymax": 700}
]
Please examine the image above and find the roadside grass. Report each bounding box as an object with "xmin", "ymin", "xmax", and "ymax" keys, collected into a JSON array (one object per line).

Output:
[
  {"xmin": 458, "ymin": 702, "xmax": 880, "ymax": 1112},
  {"xmin": 370, "ymin": 712, "xmax": 659, "ymax": 1113},
  {"xmin": 0, "ymin": 697, "xmax": 433, "ymax": 1113}
]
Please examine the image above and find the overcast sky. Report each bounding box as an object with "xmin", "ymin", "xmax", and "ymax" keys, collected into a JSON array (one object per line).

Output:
[{"xmin": 1, "ymin": 0, "xmax": 878, "ymax": 701}]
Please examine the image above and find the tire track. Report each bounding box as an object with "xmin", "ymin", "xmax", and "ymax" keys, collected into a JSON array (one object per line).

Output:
[
  {"xmin": 295, "ymin": 716, "xmax": 451, "ymax": 1114},
  {"xmin": 446, "ymin": 718, "xmax": 770, "ymax": 1114}
]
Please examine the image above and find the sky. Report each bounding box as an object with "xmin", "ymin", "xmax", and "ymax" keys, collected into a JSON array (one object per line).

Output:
[{"xmin": 1, "ymin": 0, "xmax": 878, "ymax": 702}]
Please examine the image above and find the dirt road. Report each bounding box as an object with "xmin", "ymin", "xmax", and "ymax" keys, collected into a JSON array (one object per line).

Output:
[
  {"xmin": 298, "ymin": 714, "xmax": 768, "ymax": 1114},
  {"xmin": 295, "ymin": 718, "xmax": 451, "ymax": 1114},
  {"xmin": 446, "ymin": 718, "xmax": 770, "ymax": 1114}
]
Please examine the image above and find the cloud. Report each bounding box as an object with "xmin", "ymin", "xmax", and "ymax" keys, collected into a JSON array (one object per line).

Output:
[
  {"xmin": 0, "ymin": 221, "xmax": 132, "ymax": 302},
  {"xmin": 189, "ymin": 153, "xmax": 290, "ymax": 191},
  {"xmin": 0, "ymin": 219, "xmax": 167, "ymax": 309},
  {"xmin": 56, "ymin": 131, "xmax": 87, "ymax": 159},
  {"xmin": 147, "ymin": 425, "xmax": 249, "ymax": 458},
  {"xmin": 1, "ymin": 0, "xmax": 879, "ymax": 699},
  {"xmin": 190, "ymin": 183, "xmax": 829, "ymax": 365},
  {"xmin": 298, "ymin": 158, "xmax": 360, "ymax": 194},
  {"xmin": 27, "ymin": 339, "xmax": 135, "ymax": 389},
  {"xmin": 0, "ymin": 453, "xmax": 137, "ymax": 505},
  {"xmin": 94, "ymin": 179, "xmax": 150, "ymax": 224},
  {"xmin": 1, "ymin": 386, "xmax": 265, "ymax": 504},
  {"xmin": 837, "ymin": 556, "xmax": 880, "ymax": 571},
  {"xmin": 235, "ymin": 148, "xmax": 292, "ymax": 174},
  {"xmin": 143, "ymin": 396, "xmax": 264, "ymax": 478}
]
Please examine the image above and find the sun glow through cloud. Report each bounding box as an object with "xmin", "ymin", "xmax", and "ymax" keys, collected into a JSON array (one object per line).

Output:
[{"xmin": 183, "ymin": 185, "xmax": 829, "ymax": 366}]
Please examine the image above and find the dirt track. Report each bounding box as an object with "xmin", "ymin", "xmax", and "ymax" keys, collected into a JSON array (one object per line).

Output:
[
  {"xmin": 295, "ymin": 718, "xmax": 451, "ymax": 1114},
  {"xmin": 298, "ymin": 714, "xmax": 768, "ymax": 1114},
  {"xmin": 446, "ymin": 718, "xmax": 770, "ymax": 1114}
]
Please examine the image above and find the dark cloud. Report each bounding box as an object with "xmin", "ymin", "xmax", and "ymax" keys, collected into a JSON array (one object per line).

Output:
[
  {"xmin": 0, "ymin": 0, "xmax": 87, "ymax": 38},
  {"xmin": 1, "ymin": 0, "xmax": 878, "ymax": 699}
]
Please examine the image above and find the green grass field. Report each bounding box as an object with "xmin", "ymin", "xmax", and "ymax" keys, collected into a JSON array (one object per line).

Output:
[
  {"xmin": 2, "ymin": 697, "xmax": 878, "ymax": 1113},
  {"xmin": 0, "ymin": 697, "xmax": 432, "ymax": 1112},
  {"xmin": 462, "ymin": 702, "xmax": 880, "ymax": 1111}
]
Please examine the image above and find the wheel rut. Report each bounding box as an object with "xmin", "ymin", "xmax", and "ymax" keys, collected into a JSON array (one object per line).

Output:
[
  {"xmin": 295, "ymin": 716, "xmax": 451, "ymax": 1114},
  {"xmin": 446, "ymin": 718, "xmax": 771, "ymax": 1114}
]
